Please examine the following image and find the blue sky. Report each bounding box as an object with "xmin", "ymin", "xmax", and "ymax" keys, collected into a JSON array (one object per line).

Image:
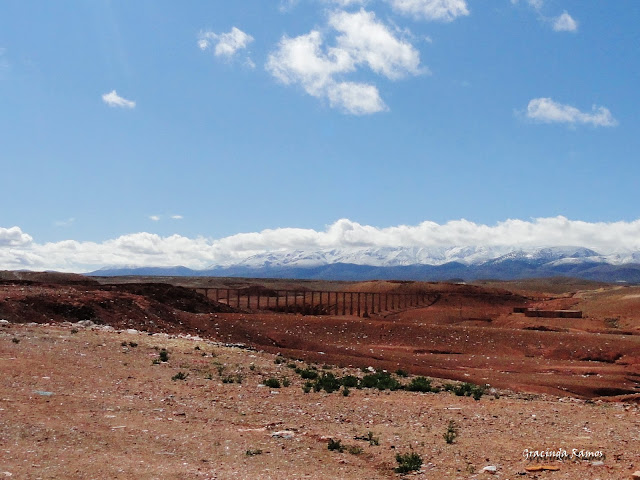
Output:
[{"xmin": 2, "ymin": 1, "xmax": 640, "ymax": 271}]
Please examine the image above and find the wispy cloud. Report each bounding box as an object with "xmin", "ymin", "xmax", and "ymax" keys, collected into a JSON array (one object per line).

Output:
[
  {"xmin": 387, "ymin": 0, "xmax": 469, "ymax": 22},
  {"xmin": 266, "ymin": 9, "xmax": 422, "ymax": 114},
  {"xmin": 512, "ymin": 1, "xmax": 578, "ymax": 33},
  {"xmin": 198, "ymin": 27, "xmax": 254, "ymax": 58},
  {"xmin": 54, "ymin": 218, "xmax": 75, "ymax": 228},
  {"xmin": 525, "ymin": 98, "xmax": 617, "ymax": 127},
  {"xmin": 170, "ymin": 215, "xmax": 183, "ymax": 220},
  {"xmin": 102, "ymin": 90, "xmax": 136, "ymax": 109},
  {"xmin": 552, "ymin": 11, "xmax": 578, "ymax": 32},
  {"xmin": 4, "ymin": 217, "xmax": 640, "ymax": 272},
  {"xmin": 149, "ymin": 215, "xmax": 161, "ymax": 222}
]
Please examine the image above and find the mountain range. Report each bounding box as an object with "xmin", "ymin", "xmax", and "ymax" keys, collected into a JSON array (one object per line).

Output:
[{"xmin": 88, "ymin": 246, "xmax": 640, "ymax": 283}]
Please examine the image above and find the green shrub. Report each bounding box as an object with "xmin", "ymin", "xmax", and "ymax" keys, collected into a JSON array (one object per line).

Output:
[
  {"xmin": 314, "ymin": 372, "xmax": 341, "ymax": 393},
  {"xmin": 302, "ymin": 381, "xmax": 312, "ymax": 393},
  {"xmin": 395, "ymin": 451, "xmax": 423, "ymax": 473},
  {"xmin": 406, "ymin": 376, "xmax": 433, "ymax": 393},
  {"xmin": 298, "ymin": 368, "xmax": 319, "ymax": 380},
  {"xmin": 172, "ymin": 371, "xmax": 188, "ymax": 381},
  {"xmin": 360, "ymin": 372, "xmax": 402, "ymax": 391},
  {"xmin": 159, "ymin": 349, "xmax": 169, "ymax": 362},
  {"xmin": 443, "ymin": 420, "xmax": 458, "ymax": 444},
  {"xmin": 342, "ymin": 386, "xmax": 350, "ymax": 396},
  {"xmin": 245, "ymin": 449, "xmax": 262, "ymax": 456},
  {"xmin": 341, "ymin": 375, "xmax": 359, "ymax": 387},
  {"xmin": 395, "ymin": 369, "xmax": 409, "ymax": 377},
  {"xmin": 11, "ymin": 338, "xmax": 19, "ymax": 344},
  {"xmin": 264, "ymin": 378, "xmax": 281, "ymax": 388},
  {"xmin": 274, "ymin": 357, "xmax": 284, "ymax": 364},
  {"xmin": 282, "ymin": 377, "xmax": 291, "ymax": 387},
  {"xmin": 327, "ymin": 438, "xmax": 345, "ymax": 452}
]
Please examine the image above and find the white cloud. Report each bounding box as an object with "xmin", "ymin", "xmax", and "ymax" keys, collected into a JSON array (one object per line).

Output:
[
  {"xmin": 6, "ymin": 217, "xmax": 640, "ymax": 272},
  {"xmin": 525, "ymin": 98, "xmax": 617, "ymax": 127},
  {"xmin": 0, "ymin": 226, "xmax": 32, "ymax": 247},
  {"xmin": 171, "ymin": 215, "xmax": 183, "ymax": 220},
  {"xmin": 102, "ymin": 90, "xmax": 136, "ymax": 109},
  {"xmin": 198, "ymin": 27, "xmax": 254, "ymax": 58},
  {"xmin": 149, "ymin": 215, "xmax": 161, "ymax": 222},
  {"xmin": 329, "ymin": 9, "xmax": 423, "ymax": 79},
  {"xmin": 387, "ymin": 0, "xmax": 469, "ymax": 22},
  {"xmin": 552, "ymin": 11, "xmax": 578, "ymax": 32},
  {"xmin": 266, "ymin": 9, "xmax": 421, "ymax": 114}
]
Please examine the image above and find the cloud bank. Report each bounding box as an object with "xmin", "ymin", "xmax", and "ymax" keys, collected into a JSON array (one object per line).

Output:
[
  {"xmin": 387, "ymin": 0, "xmax": 469, "ymax": 22},
  {"xmin": 3, "ymin": 217, "xmax": 640, "ymax": 272},
  {"xmin": 102, "ymin": 90, "xmax": 136, "ymax": 109},
  {"xmin": 525, "ymin": 98, "xmax": 617, "ymax": 127}
]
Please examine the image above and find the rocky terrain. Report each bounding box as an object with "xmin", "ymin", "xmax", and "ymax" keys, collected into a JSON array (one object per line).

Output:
[{"xmin": 0, "ymin": 272, "xmax": 639, "ymax": 478}]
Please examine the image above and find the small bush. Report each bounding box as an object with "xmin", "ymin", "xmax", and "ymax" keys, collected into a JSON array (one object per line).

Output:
[
  {"xmin": 172, "ymin": 371, "xmax": 188, "ymax": 381},
  {"xmin": 355, "ymin": 431, "xmax": 379, "ymax": 446},
  {"xmin": 322, "ymin": 364, "xmax": 333, "ymax": 370},
  {"xmin": 347, "ymin": 445, "xmax": 363, "ymax": 455},
  {"xmin": 298, "ymin": 368, "xmax": 319, "ymax": 380},
  {"xmin": 159, "ymin": 349, "xmax": 169, "ymax": 362},
  {"xmin": 121, "ymin": 341, "xmax": 128, "ymax": 347},
  {"xmin": 360, "ymin": 372, "xmax": 402, "ymax": 391},
  {"xmin": 443, "ymin": 420, "xmax": 458, "ymax": 444},
  {"xmin": 282, "ymin": 377, "xmax": 291, "ymax": 387},
  {"xmin": 341, "ymin": 375, "xmax": 359, "ymax": 388},
  {"xmin": 406, "ymin": 376, "xmax": 433, "ymax": 393},
  {"xmin": 129, "ymin": 342, "xmax": 138, "ymax": 348},
  {"xmin": 395, "ymin": 451, "xmax": 423, "ymax": 473},
  {"xmin": 11, "ymin": 338, "xmax": 19, "ymax": 344},
  {"xmin": 249, "ymin": 364, "xmax": 256, "ymax": 371},
  {"xmin": 302, "ymin": 381, "xmax": 312, "ymax": 393},
  {"xmin": 264, "ymin": 378, "xmax": 281, "ymax": 388},
  {"xmin": 395, "ymin": 369, "xmax": 409, "ymax": 377},
  {"xmin": 314, "ymin": 372, "xmax": 341, "ymax": 393},
  {"xmin": 246, "ymin": 449, "xmax": 263, "ymax": 456},
  {"xmin": 327, "ymin": 438, "xmax": 345, "ymax": 452},
  {"xmin": 274, "ymin": 357, "xmax": 284, "ymax": 365},
  {"xmin": 342, "ymin": 386, "xmax": 350, "ymax": 397},
  {"xmin": 287, "ymin": 363, "xmax": 297, "ymax": 369},
  {"xmin": 70, "ymin": 328, "xmax": 79, "ymax": 334}
]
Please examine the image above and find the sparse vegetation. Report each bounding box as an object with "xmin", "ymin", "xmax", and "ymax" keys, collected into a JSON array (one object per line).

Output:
[
  {"xmin": 327, "ymin": 438, "xmax": 345, "ymax": 452},
  {"xmin": 171, "ymin": 371, "xmax": 188, "ymax": 381},
  {"xmin": 394, "ymin": 451, "xmax": 423, "ymax": 473},
  {"xmin": 264, "ymin": 377, "xmax": 281, "ymax": 388},
  {"xmin": 347, "ymin": 445, "xmax": 363, "ymax": 455},
  {"xmin": 443, "ymin": 420, "xmax": 458, "ymax": 444},
  {"xmin": 360, "ymin": 371, "xmax": 402, "ymax": 391},
  {"xmin": 159, "ymin": 349, "xmax": 169, "ymax": 362},
  {"xmin": 406, "ymin": 376, "xmax": 433, "ymax": 393},
  {"xmin": 395, "ymin": 369, "xmax": 409, "ymax": 377},
  {"xmin": 342, "ymin": 386, "xmax": 350, "ymax": 396},
  {"xmin": 11, "ymin": 337, "xmax": 19, "ymax": 344},
  {"xmin": 355, "ymin": 431, "xmax": 379, "ymax": 446},
  {"xmin": 245, "ymin": 448, "xmax": 263, "ymax": 456},
  {"xmin": 70, "ymin": 328, "xmax": 79, "ymax": 334}
]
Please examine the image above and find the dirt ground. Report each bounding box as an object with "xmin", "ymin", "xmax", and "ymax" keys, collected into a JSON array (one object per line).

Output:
[{"xmin": 0, "ymin": 273, "xmax": 639, "ymax": 478}]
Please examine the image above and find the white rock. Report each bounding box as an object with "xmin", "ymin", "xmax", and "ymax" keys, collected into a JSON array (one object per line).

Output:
[
  {"xmin": 631, "ymin": 470, "xmax": 640, "ymax": 480},
  {"xmin": 591, "ymin": 460, "xmax": 604, "ymax": 467},
  {"xmin": 76, "ymin": 320, "xmax": 94, "ymax": 327},
  {"xmin": 0, "ymin": 319, "xmax": 9, "ymax": 325},
  {"xmin": 125, "ymin": 329, "xmax": 139, "ymax": 335},
  {"xmin": 482, "ymin": 465, "xmax": 497, "ymax": 474}
]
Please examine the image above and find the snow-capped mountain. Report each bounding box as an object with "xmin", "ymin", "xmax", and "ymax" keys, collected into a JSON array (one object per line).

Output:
[{"xmin": 89, "ymin": 245, "xmax": 640, "ymax": 283}]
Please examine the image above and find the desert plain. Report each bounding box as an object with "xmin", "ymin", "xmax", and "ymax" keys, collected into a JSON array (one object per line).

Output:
[{"xmin": 0, "ymin": 271, "xmax": 638, "ymax": 479}]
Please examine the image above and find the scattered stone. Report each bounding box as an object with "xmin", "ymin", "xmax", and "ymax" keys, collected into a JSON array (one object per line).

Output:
[
  {"xmin": 125, "ymin": 329, "xmax": 139, "ymax": 335},
  {"xmin": 481, "ymin": 465, "xmax": 497, "ymax": 474},
  {"xmin": 0, "ymin": 319, "xmax": 10, "ymax": 325},
  {"xmin": 271, "ymin": 430, "xmax": 295, "ymax": 439},
  {"xmin": 591, "ymin": 461, "xmax": 605, "ymax": 467},
  {"xmin": 631, "ymin": 470, "xmax": 640, "ymax": 480},
  {"xmin": 76, "ymin": 320, "xmax": 94, "ymax": 327},
  {"xmin": 34, "ymin": 391, "xmax": 53, "ymax": 396}
]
